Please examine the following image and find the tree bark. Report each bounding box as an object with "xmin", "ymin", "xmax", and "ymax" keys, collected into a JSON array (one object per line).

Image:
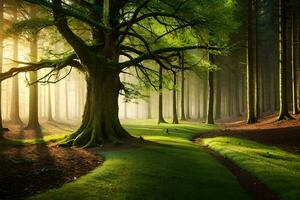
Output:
[
  {"xmin": 247, "ymin": 0, "xmax": 257, "ymax": 123},
  {"xmin": 278, "ymin": 0, "xmax": 294, "ymax": 120},
  {"xmin": 207, "ymin": 54, "xmax": 214, "ymax": 124},
  {"xmin": 65, "ymin": 67, "xmax": 132, "ymax": 147},
  {"xmin": 291, "ymin": 12, "xmax": 299, "ymax": 114},
  {"xmin": 254, "ymin": 0, "xmax": 260, "ymax": 119}
]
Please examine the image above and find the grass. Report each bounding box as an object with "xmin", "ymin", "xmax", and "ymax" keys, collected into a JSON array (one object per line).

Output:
[
  {"xmin": 203, "ymin": 136, "xmax": 300, "ymax": 200},
  {"xmin": 28, "ymin": 120, "xmax": 251, "ymax": 200},
  {"xmin": 0, "ymin": 134, "xmax": 68, "ymax": 146}
]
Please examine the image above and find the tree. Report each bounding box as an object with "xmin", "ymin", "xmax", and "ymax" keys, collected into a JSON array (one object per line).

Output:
[
  {"xmin": 0, "ymin": 0, "xmax": 236, "ymax": 147},
  {"xmin": 186, "ymin": 73, "xmax": 191, "ymax": 119},
  {"xmin": 23, "ymin": 5, "xmax": 41, "ymax": 131},
  {"xmin": 55, "ymin": 82, "xmax": 61, "ymax": 120},
  {"xmin": 180, "ymin": 52, "xmax": 186, "ymax": 121},
  {"xmin": 207, "ymin": 54, "xmax": 215, "ymax": 124},
  {"xmin": 158, "ymin": 64, "xmax": 167, "ymax": 124},
  {"xmin": 233, "ymin": 71, "xmax": 241, "ymax": 117},
  {"xmin": 202, "ymin": 76, "xmax": 208, "ymax": 120},
  {"xmin": 214, "ymin": 70, "xmax": 221, "ymax": 120},
  {"xmin": 247, "ymin": 0, "xmax": 257, "ymax": 124},
  {"xmin": 172, "ymin": 70, "xmax": 179, "ymax": 124},
  {"xmin": 253, "ymin": 0, "xmax": 261, "ymax": 119},
  {"xmin": 291, "ymin": 1, "xmax": 299, "ymax": 114},
  {"xmin": 65, "ymin": 75, "xmax": 69, "ymax": 120},
  {"xmin": 278, "ymin": 0, "xmax": 294, "ymax": 120},
  {"xmin": 47, "ymin": 84, "xmax": 53, "ymax": 121},
  {"xmin": 0, "ymin": 0, "xmax": 4, "ymax": 132},
  {"xmin": 10, "ymin": 7, "xmax": 23, "ymax": 125}
]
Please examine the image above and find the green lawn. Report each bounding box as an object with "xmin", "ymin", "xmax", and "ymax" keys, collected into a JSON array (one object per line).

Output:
[
  {"xmin": 28, "ymin": 120, "xmax": 251, "ymax": 200},
  {"xmin": 203, "ymin": 137, "xmax": 300, "ymax": 200}
]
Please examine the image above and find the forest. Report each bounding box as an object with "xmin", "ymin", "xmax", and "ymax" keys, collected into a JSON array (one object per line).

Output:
[{"xmin": 0, "ymin": 0, "xmax": 300, "ymax": 199}]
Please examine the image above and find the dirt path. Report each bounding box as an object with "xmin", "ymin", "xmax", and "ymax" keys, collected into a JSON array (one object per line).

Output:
[{"xmin": 195, "ymin": 140, "xmax": 279, "ymax": 200}]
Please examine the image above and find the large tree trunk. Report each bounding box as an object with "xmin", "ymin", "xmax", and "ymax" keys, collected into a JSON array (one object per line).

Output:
[
  {"xmin": 278, "ymin": 0, "xmax": 294, "ymax": 120},
  {"xmin": 65, "ymin": 68, "xmax": 132, "ymax": 147},
  {"xmin": 10, "ymin": 35, "xmax": 23, "ymax": 125},
  {"xmin": 172, "ymin": 72, "xmax": 179, "ymax": 124},
  {"xmin": 26, "ymin": 34, "xmax": 41, "ymax": 130},
  {"xmin": 247, "ymin": 0, "xmax": 257, "ymax": 123},
  {"xmin": 158, "ymin": 64, "xmax": 166, "ymax": 123}
]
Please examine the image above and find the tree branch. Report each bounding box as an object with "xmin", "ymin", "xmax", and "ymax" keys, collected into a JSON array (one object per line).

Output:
[
  {"xmin": 0, "ymin": 54, "xmax": 81, "ymax": 82},
  {"xmin": 120, "ymin": 44, "xmax": 221, "ymax": 68}
]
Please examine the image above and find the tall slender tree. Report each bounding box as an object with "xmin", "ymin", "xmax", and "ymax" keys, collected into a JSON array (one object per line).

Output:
[
  {"xmin": 158, "ymin": 64, "xmax": 167, "ymax": 124},
  {"xmin": 25, "ymin": 6, "xmax": 41, "ymax": 130},
  {"xmin": 186, "ymin": 73, "xmax": 191, "ymax": 119},
  {"xmin": 207, "ymin": 54, "xmax": 215, "ymax": 124},
  {"xmin": 278, "ymin": 0, "xmax": 294, "ymax": 120},
  {"xmin": 254, "ymin": 0, "xmax": 260, "ymax": 119},
  {"xmin": 180, "ymin": 52, "xmax": 186, "ymax": 121},
  {"xmin": 291, "ymin": 9, "xmax": 299, "ymax": 114},
  {"xmin": 0, "ymin": 0, "xmax": 4, "ymax": 132},
  {"xmin": 10, "ymin": 8, "xmax": 23, "ymax": 125},
  {"xmin": 202, "ymin": 76, "xmax": 208, "ymax": 120},
  {"xmin": 172, "ymin": 70, "xmax": 179, "ymax": 124},
  {"xmin": 214, "ymin": 70, "xmax": 221, "ymax": 120},
  {"xmin": 247, "ymin": 0, "xmax": 257, "ymax": 123},
  {"xmin": 47, "ymin": 84, "xmax": 53, "ymax": 121}
]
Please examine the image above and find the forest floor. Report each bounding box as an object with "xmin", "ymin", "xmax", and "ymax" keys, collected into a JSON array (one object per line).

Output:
[
  {"xmin": 0, "ymin": 120, "xmax": 102, "ymax": 200},
  {"xmin": 200, "ymin": 113, "xmax": 300, "ymax": 154},
  {"xmin": 0, "ymin": 116, "xmax": 300, "ymax": 200}
]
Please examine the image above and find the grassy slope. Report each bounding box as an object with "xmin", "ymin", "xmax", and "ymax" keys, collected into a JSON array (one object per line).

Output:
[
  {"xmin": 203, "ymin": 137, "xmax": 300, "ymax": 200},
  {"xmin": 29, "ymin": 120, "xmax": 250, "ymax": 200}
]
